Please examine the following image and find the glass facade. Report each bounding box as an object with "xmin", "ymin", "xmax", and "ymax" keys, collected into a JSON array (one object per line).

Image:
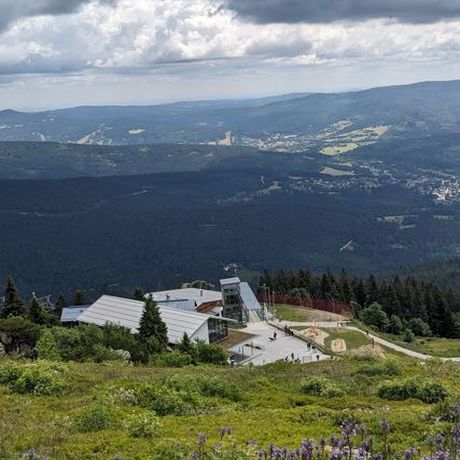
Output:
[{"xmin": 208, "ymin": 318, "xmax": 229, "ymax": 343}]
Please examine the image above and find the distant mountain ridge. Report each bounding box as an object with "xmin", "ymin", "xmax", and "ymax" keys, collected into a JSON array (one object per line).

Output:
[{"xmin": 1, "ymin": 80, "xmax": 459, "ymax": 147}]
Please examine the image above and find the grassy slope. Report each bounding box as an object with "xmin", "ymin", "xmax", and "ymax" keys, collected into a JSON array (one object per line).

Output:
[{"xmin": 1, "ymin": 357, "xmax": 459, "ymax": 459}]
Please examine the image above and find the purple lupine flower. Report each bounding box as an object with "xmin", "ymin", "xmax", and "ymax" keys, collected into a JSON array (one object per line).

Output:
[
  {"xmin": 257, "ymin": 449, "xmax": 267, "ymax": 459},
  {"xmin": 434, "ymin": 450, "xmax": 450, "ymax": 460},
  {"xmin": 380, "ymin": 420, "xmax": 390, "ymax": 434},
  {"xmin": 434, "ymin": 433, "xmax": 444, "ymax": 448},
  {"xmin": 357, "ymin": 447, "xmax": 367, "ymax": 460},
  {"xmin": 452, "ymin": 424, "xmax": 460, "ymax": 445},
  {"xmin": 331, "ymin": 436, "xmax": 340, "ymax": 447},
  {"xmin": 114, "ymin": 456, "xmax": 121, "ymax": 460},
  {"xmin": 361, "ymin": 441, "xmax": 371, "ymax": 453},
  {"xmin": 197, "ymin": 433, "xmax": 207, "ymax": 448},
  {"xmin": 331, "ymin": 447, "xmax": 342, "ymax": 460},
  {"xmin": 372, "ymin": 455, "xmax": 383, "ymax": 460},
  {"xmin": 248, "ymin": 439, "xmax": 258, "ymax": 448},
  {"xmin": 212, "ymin": 443, "xmax": 222, "ymax": 452},
  {"xmin": 301, "ymin": 439, "xmax": 314, "ymax": 460},
  {"xmin": 191, "ymin": 452, "xmax": 199, "ymax": 460},
  {"xmin": 404, "ymin": 447, "xmax": 417, "ymax": 460},
  {"xmin": 342, "ymin": 420, "xmax": 357, "ymax": 438}
]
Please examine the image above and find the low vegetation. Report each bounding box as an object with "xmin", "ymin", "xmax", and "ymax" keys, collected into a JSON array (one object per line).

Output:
[{"xmin": 0, "ymin": 356, "xmax": 459, "ymax": 459}]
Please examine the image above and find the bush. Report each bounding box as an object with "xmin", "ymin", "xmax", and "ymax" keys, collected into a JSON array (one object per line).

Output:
[
  {"xmin": 9, "ymin": 362, "xmax": 66, "ymax": 396},
  {"xmin": 0, "ymin": 316, "xmax": 41, "ymax": 354},
  {"xmin": 75, "ymin": 405, "xmax": 116, "ymax": 432},
  {"xmin": 402, "ymin": 329, "xmax": 416, "ymax": 343},
  {"xmin": 408, "ymin": 318, "xmax": 432, "ymax": 337},
  {"xmin": 360, "ymin": 303, "xmax": 389, "ymax": 332},
  {"xmin": 195, "ymin": 341, "xmax": 228, "ymax": 365},
  {"xmin": 36, "ymin": 329, "xmax": 61, "ymax": 361},
  {"xmin": 125, "ymin": 412, "xmax": 161, "ymax": 438},
  {"xmin": 135, "ymin": 384, "xmax": 201, "ymax": 416},
  {"xmin": 199, "ymin": 377, "xmax": 242, "ymax": 402},
  {"xmin": 0, "ymin": 361, "xmax": 23, "ymax": 385},
  {"xmin": 299, "ymin": 376, "xmax": 343, "ymax": 397},
  {"xmin": 154, "ymin": 351, "xmax": 194, "ymax": 368},
  {"xmin": 356, "ymin": 360, "xmax": 402, "ymax": 377},
  {"xmin": 377, "ymin": 378, "xmax": 448, "ymax": 403}
]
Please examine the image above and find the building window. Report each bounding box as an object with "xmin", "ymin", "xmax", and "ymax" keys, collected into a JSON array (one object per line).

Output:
[{"xmin": 208, "ymin": 318, "xmax": 228, "ymax": 343}]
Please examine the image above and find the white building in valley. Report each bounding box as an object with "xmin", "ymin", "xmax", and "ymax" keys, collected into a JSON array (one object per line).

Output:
[{"xmin": 78, "ymin": 295, "xmax": 231, "ymax": 344}]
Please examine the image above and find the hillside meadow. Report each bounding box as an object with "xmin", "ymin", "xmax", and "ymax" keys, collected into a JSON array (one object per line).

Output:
[{"xmin": 0, "ymin": 356, "xmax": 459, "ymax": 459}]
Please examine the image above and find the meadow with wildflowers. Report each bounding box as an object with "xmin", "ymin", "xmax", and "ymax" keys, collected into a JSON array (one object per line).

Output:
[{"xmin": 0, "ymin": 355, "xmax": 459, "ymax": 459}]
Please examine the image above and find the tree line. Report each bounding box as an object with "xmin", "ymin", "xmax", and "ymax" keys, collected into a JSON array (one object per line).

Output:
[{"xmin": 260, "ymin": 268, "xmax": 460, "ymax": 338}]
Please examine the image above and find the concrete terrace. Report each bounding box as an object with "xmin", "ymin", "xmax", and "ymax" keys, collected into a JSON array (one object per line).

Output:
[{"xmin": 230, "ymin": 321, "xmax": 328, "ymax": 365}]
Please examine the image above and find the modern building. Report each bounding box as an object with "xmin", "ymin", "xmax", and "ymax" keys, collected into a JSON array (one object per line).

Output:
[
  {"xmin": 149, "ymin": 287, "xmax": 224, "ymax": 316},
  {"xmin": 78, "ymin": 295, "xmax": 231, "ymax": 344},
  {"xmin": 220, "ymin": 277, "xmax": 262, "ymax": 324}
]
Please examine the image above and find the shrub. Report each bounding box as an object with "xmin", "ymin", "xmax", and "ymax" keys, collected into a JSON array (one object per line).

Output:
[
  {"xmin": 154, "ymin": 351, "xmax": 194, "ymax": 368},
  {"xmin": 125, "ymin": 412, "xmax": 161, "ymax": 438},
  {"xmin": 408, "ymin": 318, "xmax": 432, "ymax": 337},
  {"xmin": 402, "ymin": 329, "xmax": 416, "ymax": 343},
  {"xmin": 377, "ymin": 378, "xmax": 448, "ymax": 403},
  {"xmin": 299, "ymin": 376, "xmax": 343, "ymax": 397},
  {"xmin": 195, "ymin": 340, "xmax": 228, "ymax": 365},
  {"xmin": 75, "ymin": 405, "xmax": 116, "ymax": 432},
  {"xmin": 135, "ymin": 384, "xmax": 196, "ymax": 416},
  {"xmin": 10, "ymin": 362, "xmax": 65, "ymax": 396},
  {"xmin": 36, "ymin": 329, "xmax": 61, "ymax": 361},
  {"xmin": 199, "ymin": 377, "xmax": 242, "ymax": 402},
  {"xmin": 356, "ymin": 360, "xmax": 402, "ymax": 377},
  {"xmin": 0, "ymin": 361, "xmax": 23, "ymax": 385},
  {"xmin": 360, "ymin": 303, "xmax": 389, "ymax": 332},
  {"xmin": 0, "ymin": 316, "xmax": 41, "ymax": 354}
]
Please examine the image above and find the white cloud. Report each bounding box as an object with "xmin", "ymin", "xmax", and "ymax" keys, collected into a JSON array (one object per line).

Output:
[{"xmin": 0, "ymin": 0, "xmax": 459, "ymax": 107}]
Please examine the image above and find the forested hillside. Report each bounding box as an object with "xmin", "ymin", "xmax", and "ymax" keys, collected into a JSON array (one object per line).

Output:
[{"xmin": 260, "ymin": 268, "xmax": 460, "ymax": 338}]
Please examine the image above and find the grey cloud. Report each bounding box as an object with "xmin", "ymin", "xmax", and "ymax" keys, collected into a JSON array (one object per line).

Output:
[
  {"xmin": 0, "ymin": 0, "xmax": 115, "ymax": 31},
  {"xmin": 224, "ymin": 0, "xmax": 460, "ymax": 24}
]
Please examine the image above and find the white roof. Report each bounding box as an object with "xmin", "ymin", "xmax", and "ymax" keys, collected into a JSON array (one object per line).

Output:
[
  {"xmin": 149, "ymin": 288, "xmax": 222, "ymax": 307},
  {"xmin": 220, "ymin": 277, "xmax": 241, "ymax": 286},
  {"xmin": 78, "ymin": 295, "xmax": 214, "ymax": 344}
]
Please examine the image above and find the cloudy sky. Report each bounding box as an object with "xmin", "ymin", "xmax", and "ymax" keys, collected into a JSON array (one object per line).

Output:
[{"xmin": 0, "ymin": 0, "xmax": 459, "ymax": 109}]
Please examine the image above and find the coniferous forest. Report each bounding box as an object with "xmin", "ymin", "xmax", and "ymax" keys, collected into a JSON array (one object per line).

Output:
[{"xmin": 260, "ymin": 268, "xmax": 460, "ymax": 338}]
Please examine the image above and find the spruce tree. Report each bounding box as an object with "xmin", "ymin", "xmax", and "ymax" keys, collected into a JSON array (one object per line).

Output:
[
  {"xmin": 54, "ymin": 294, "xmax": 67, "ymax": 317},
  {"xmin": 133, "ymin": 287, "xmax": 145, "ymax": 301},
  {"xmin": 1, "ymin": 277, "xmax": 25, "ymax": 318},
  {"xmin": 28, "ymin": 296, "xmax": 46, "ymax": 325},
  {"xmin": 73, "ymin": 290, "xmax": 86, "ymax": 306},
  {"xmin": 138, "ymin": 296, "xmax": 168, "ymax": 352}
]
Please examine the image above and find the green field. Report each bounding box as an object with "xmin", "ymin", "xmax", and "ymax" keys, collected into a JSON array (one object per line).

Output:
[
  {"xmin": 1, "ymin": 357, "xmax": 459, "ymax": 459},
  {"xmin": 275, "ymin": 305, "xmax": 340, "ymax": 323},
  {"xmin": 378, "ymin": 333, "xmax": 460, "ymax": 358}
]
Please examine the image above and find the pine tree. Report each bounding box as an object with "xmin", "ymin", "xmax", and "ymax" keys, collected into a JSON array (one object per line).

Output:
[
  {"xmin": 54, "ymin": 294, "xmax": 67, "ymax": 317},
  {"xmin": 73, "ymin": 290, "xmax": 86, "ymax": 306},
  {"xmin": 178, "ymin": 332, "xmax": 195, "ymax": 358},
  {"xmin": 28, "ymin": 295, "xmax": 46, "ymax": 325},
  {"xmin": 1, "ymin": 276, "xmax": 25, "ymax": 318},
  {"xmin": 133, "ymin": 287, "xmax": 145, "ymax": 301},
  {"xmin": 138, "ymin": 296, "xmax": 168, "ymax": 352}
]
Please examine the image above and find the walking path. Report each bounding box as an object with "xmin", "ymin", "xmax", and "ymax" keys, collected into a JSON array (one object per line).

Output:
[{"xmin": 276, "ymin": 319, "xmax": 460, "ymax": 362}]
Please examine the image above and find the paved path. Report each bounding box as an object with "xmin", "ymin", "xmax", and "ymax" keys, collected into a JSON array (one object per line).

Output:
[
  {"xmin": 275, "ymin": 319, "xmax": 460, "ymax": 362},
  {"xmin": 230, "ymin": 321, "xmax": 329, "ymax": 366}
]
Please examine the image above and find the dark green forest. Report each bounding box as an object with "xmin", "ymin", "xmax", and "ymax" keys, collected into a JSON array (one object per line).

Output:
[
  {"xmin": 0, "ymin": 166, "xmax": 459, "ymax": 299},
  {"xmin": 260, "ymin": 268, "xmax": 460, "ymax": 338}
]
